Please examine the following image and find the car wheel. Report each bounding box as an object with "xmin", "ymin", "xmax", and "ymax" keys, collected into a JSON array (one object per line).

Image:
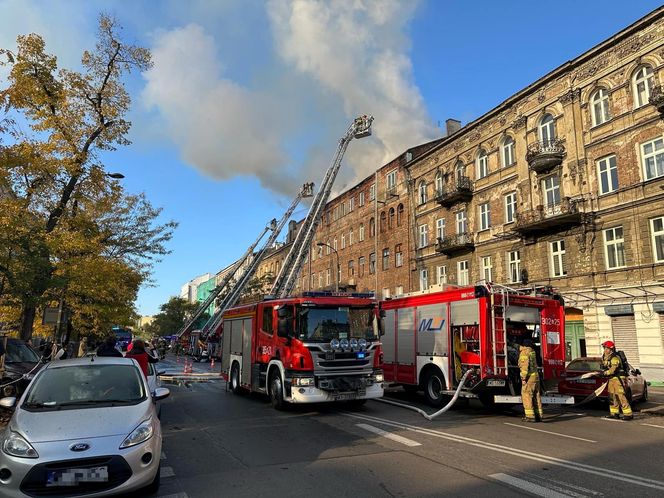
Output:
[
  {"xmin": 270, "ymin": 373, "xmax": 286, "ymax": 411},
  {"xmin": 423, "ymin": 369, "xmax": 447, "ymax": 407},
  {"xmin": 143, "ymin": 464, "xmax": 160, "ymax": 495},
  {"xmin": 230, "ymin": 363, "xmax": 242, "ymax": 394},
  {"xmin": 640, "ymin": 384, "xmax": 649, "ymax": 403}
]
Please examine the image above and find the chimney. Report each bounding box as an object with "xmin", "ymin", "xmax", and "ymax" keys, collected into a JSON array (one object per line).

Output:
[
  {"xmin": 287, "ymin": 220, "xmax": 297, "ymax": 244},
  {"xmin": 445, "ymin": 119, "xmax": 462, "ymax": 136}
]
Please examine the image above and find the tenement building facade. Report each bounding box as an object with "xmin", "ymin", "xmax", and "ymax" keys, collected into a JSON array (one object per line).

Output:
[{"xmin": 254, "ymin": 7, "xmax": 664, "ymax": 381}]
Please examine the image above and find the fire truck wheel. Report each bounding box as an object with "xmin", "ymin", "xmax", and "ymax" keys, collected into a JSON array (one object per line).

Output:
[
  {"xmin": 230, "ymin": 362, "xmax": 242, "ymax": 394},
  {"xmin": 423, "ymin": 369, "xmax": 447, "ymax": 407},
  {"xmin": 269, "ymin": 373, "xmax": 286, "ymax": 410}
]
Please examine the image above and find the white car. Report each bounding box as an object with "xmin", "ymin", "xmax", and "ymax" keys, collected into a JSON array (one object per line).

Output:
[{"xmin": 0, "ymin": 356, "xmax": 169, "ymax": 497}]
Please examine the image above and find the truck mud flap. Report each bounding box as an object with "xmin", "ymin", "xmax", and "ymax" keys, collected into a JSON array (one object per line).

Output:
[{"xmin": 493, "ymin": 395, "xmax": 575, "ymax": 404}]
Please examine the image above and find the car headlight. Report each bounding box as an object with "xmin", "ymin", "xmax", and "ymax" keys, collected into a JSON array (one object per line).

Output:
[
  {"xmin": 2, "ymin": 431, "xmax": 39, "ymax": 458},
  {"xmin": 119, "ymin": 418, "xmax": 154, "ymax": 449},
  {"xmin": 374, "ymin": 373, "xmax": 384, "ymax": 383},
  {"xmin": 293, "ymin": 377, "xmax": 315, "ymax": 387}
]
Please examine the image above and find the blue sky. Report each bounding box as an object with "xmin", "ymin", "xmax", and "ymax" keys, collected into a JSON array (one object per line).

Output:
[{"xmin": 1, "ymin": 0, "xmax": 661, "ymax": 315}]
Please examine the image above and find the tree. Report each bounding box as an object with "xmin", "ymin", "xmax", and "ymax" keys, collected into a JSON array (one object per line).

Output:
[
  {"xmin": 149, "ymin": 297, "xmax": 202, "ymax": 337},
  {"xmin": 0, "ymin": 15, "xmax": 175, "ymax": 339}
]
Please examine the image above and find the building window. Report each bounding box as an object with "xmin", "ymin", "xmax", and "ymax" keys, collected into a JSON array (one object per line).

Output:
[
  {"xmin": 476, "ymin": 149, "xmax": 488, "ymax": 179},
  {"xmin": 455, "ymin": 161, "xmax": 465, "ymax": 182},
  {"xmin": 326, "ymin": 241, "xmax": 331, "ymax": 255},
  {"xmin": 436, "ymin": 218, "xmax": 445, "ymax": 240},
  {"xmin": 369, "ymin": 252, "xmax": 376, "ymax": 274},
  {"xmin": 542, "ymin": 175, "xmax": 561, "ymax": 207},
  {"xmin": 437, "ymin": 265, "xmax": 447, "ymax": 284},
  {"xmin": 341, "ymin": 234, "xmax": 346, "ymax": 249},
  {"xmin": 633, "ymin": 65, "xmax": 654, "ymax": 108},
  {"xmin": 642, "ymin": 138, "xmax": 664, "ymax": 181},
  {"xmin": 501, "ymin": 136, "xmax": 515, "ymax": 167},
  {"xmin": 349, "ymin": 228, "xmax": 354, "ymax": 245},
  {"xmin": 382, "ymin": 288, "xmax": 390, "ymax": 299},
  {"xmin": 435, "ymin": 172, "xmax": 443, "ymax": 194},
  {"xmin": 359, "ymin": 256, "xmax": 366, "ymax": 277},
  {"xmin": 418, "ymin": 224, "xmax": 429, "ymax": 248},
  {"xmin": 591, "ymin": 88, "xmax": 611, "ymax": 126},
  {"xmin": 456, "ymin": 210, "xmax": 467, "ymax": 234},
  {"xmin": 479, "ymin": 203, "xmax": 490, "ymax": 231},
  {"xmin": 349, "ymin": 197, "xmax": 355, "ymax": 212},
  {"xmin": 395, "ymin": 244, "xmax": 403, "ymax": 267},
  {"xmin": 481, "ymin": 256, "xmax": 492, "ymax": 282},
  {"xmin": 457, "ymin": 260, "xmax": 469, "ymax": 286},
  {"xmin": 348, "ymin": 260, "xmax": 355, "ymax": 276},
  {"xmin": 388, "ymin": 207, "xmax": 395, "ymax": 229},
  {"xmin": 359, "ymin": 223, "xmax": 365, "ymax": 241},
  {"xmin": 380, "ymin": 211, "xmax": 386, "ymax": 233},
  {"xmin": 333, "ymin": 238, "xmax": 337, "ymax": 251},
  {"xmin": 369, "ymin": 217, "xmax": 375, "ymax": 237},
  {"xmin": 359, "ymin": 191, "xmax": 365, "ymax": 206},
  {"xmin": 504, "ymin": 192, "xmax": 516, "ymax": 224},
  {"xmin": 418, "ymin": 181, "xmax": 428, "ymax": 204},
  {"xmin": 382, "ymin": 248, "xmax": 390, "ymax": 270},
  {"xmin": 319, "ymin": 273, "xmax": 323, "ymax": 288},
  {"xmin": 508, "ymin": 250, "xmax": 521, "ymax": 283},
  {"xmin": 604, "ymin": 226, "xmax": 626, "ymax": 270},
  {"xmin": 651, "ymin": 217, "xmax": 664, "ymax": 263},
  {"xmin": 419, "ymin": 268, "xmax": 428, "ymax": 291},
  {"xmin": 326, "ymin": 268, "xmax": 331, "ymax": 286},
  {"xmin": 397, "ymin": 203, "xmax": 404, "ymax": 226},
  {"xmin": 395, "ymin": 285, "xmax": 403, "ymax": 296},
  {"xmin": 311, "ymin": 273, "xmax": 316, "ymax": 288},
  {"xmin": 386, "ymin": 170, "xmax": 397, "ymax": 194},
  {"xmin": 369, "ymin": 183, "xmax": 376, "ymax": 201},
  {"xmin": 597, "ymin": 155, "xmax": 618, "ymax": 195},
  {"xmin": 549, "ymin": 240, "xmax": 567, "ymax": 277},
  {"xmin": 538, "ymin": 113, "xmax": 556, "ymax": 143}
]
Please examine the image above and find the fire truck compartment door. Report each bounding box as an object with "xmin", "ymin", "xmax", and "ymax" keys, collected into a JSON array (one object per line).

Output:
[
  {"xmin": 450, "ymin": 300, "xmax": 479, "ymax": 325},
  {"xmin": 230, "ymin": 319, "xmax": 243, "ymax": 355},
  {"xmin": 506, "ymin": 306, "xmax": 540, "ymax": 324},
  {"xmin": 241, "ymin": 318, "xmax": 253, "ymax": 385},
  {"xmin": 416, "ymin": 303, "xmax": 449, "ymax": 356},
  {"xmin": 221, "ymin": 320, "xmax": 232, "ymax": 372},
  {"xmin": 382, "ymin": 309, "xmax": 396, "ymax": 363},
  {"xmin": 397, "ymin": 308, "xmax": 415, "ymax": 365}
]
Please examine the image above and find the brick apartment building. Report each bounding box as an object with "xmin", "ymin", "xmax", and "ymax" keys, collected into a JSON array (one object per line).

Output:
[{"xmin": 252, "ymin": 7, "xmax": 664, "ymax": 381}]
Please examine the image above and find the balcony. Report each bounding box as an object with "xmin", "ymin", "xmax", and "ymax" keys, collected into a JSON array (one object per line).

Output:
[
  {"xmin": 526, "ymin": 139, "xmax": 565, "ymax": 174},
  {"xmin": 436, "ymin": 233, "xmax": 475, "ymax": 255},
  {"xmin": 649, "ymin": 84, "xmax": 664, "ymax": 117},
  {"xmin": 434, "ymin": 176, "xmax": 474, "ymax": 207},
  {"xmin": 514, "ymin": 198, "xmax": 582, "ymax": 235}
]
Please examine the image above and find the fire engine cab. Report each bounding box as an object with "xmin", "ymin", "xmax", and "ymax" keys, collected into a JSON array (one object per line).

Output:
[
  {"xmin": 221, "ymin": 292, "xmax": 384, "ymax": 409},
  {"xmin": 380, "ymin": 283, "xmax": 567, "ymax": 407}
]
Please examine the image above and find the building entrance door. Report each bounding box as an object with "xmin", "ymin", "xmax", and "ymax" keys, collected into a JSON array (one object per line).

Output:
[{"xmin": 565, "ymin": 320, "xmax": 586, "ymax": 362}]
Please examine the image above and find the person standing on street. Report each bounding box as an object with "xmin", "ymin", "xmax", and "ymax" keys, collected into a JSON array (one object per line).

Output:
[
  {"xmin": 126, "ymin": 339, "xmax": 158, "ymax": 377},
  {"xmin": 77, "ymin": 337, "xmax": 88, "ymax": 357},
  {"xmin": 97, "ymin": 336, "xmax": 123, "ymax": 357},
  {"xmin": 600, "ymin": 340, "xmax": 633, "ymax": 420},
  {"xmin": 519, "ymin": 338, "xmax": 543, "ymax": 423}
]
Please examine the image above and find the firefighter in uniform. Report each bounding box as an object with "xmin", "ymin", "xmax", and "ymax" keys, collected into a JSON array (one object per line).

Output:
[
  {"xmin": 519, "ymin": 338, "xmax": 543, "ymax": 422},
  {"xmin": 600, "ymin": 340, "xmax": 633, "ymax": 421}
]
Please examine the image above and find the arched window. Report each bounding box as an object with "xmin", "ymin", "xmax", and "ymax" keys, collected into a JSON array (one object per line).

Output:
[
  {"xmin": 379, "ymin": 211, "xmax": 386, "ymax": 233},
  {"xmin": 633, "ymin": 65, "xmax": 654, "ymax": 108},
  {"xmin": 538, "ymin": 113, "xmax": 556, "ymax": 143},
  {"xmin": 369, "ymin": 217, "xmax": 375, "ymax": 237},
  {"xmin": 591, "ymin": 88, "xmax": 611, "ymax": 126},
  {"xmin": 455, "ymin": 161, "xmax": 466, "ymax": 183},
  {"xmin": 476, "ymin": 149, "xmax": 488, "ymax": 179},
  {"xmin": 501, "ymin": 136, "xmax": 515, "ymax": 167},
  {"xmin": 359, "ymin": 223, "xmax": 365, "ymax": 241},
  {"xmin": 388, "ymin": 207, "xmax": 395, "ymax": 229},
  {"xmin": 418, "ymin": 180, "xmax": 428, "ymax": 204},
  {"xmin": 435, "ymin": 172, "xmax": 443, "ymax": 194},
  {"xmin": 397, "ymin": 203, "xmax": 404, "ymax": 226}
]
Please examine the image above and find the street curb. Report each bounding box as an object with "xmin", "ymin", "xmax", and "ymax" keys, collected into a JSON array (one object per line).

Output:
[{"xmin": 649, "ymin": 381, "xmax": 664, "ymax": 387}]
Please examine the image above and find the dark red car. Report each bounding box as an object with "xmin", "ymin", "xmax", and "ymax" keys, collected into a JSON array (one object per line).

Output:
[{"xmin": 558, "ymin": 356, "xmax": 648, "ymax": 403}]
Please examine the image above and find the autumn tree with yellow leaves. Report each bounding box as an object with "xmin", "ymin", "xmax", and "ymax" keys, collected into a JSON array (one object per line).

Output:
[{"xmin": 0, "ymin": 15, "xmax": 176, "ymax": 340}]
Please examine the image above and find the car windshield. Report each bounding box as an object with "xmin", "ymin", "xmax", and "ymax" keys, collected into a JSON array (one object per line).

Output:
[
  {"xmin": 5, "ymin": 340, "xmax": 40, "ymax": 363},
  {"xmin": 23, "ymin": 364, "xmax": 145, "ymax": 410},
  {"xmin": 297, "ymin": 306, "xmax": 378, "ymax": 342},
  {"xmin": 567, "ymin": 359, "xmax": 602, "ymax": 372}
]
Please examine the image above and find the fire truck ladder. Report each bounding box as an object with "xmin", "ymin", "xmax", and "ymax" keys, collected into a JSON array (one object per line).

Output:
[
  {"xmin": 201, "ymin": 183, "xmax": 315, "ymax": 335},
  {"xmin": 488, "ymin": 283, "xmax": 510, "ymax": 378},
  {"xmin": 270, "ymin": 115, "xmax": 374, "ymax": 298}
]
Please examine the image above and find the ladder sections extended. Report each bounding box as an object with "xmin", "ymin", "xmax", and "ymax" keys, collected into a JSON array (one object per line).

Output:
[
  {"xmin": 270, "ymin": 115, "xmax": 374, "ymax": 298},
  {"xmin": 201, "ymin": 183, "xmax": 315, "ymax": 335}
]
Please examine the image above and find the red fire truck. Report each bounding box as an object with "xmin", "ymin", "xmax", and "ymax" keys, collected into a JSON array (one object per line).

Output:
[
  {"xmin": 381, "ymin": 283, "xmax": 567, "ymax": 407},
  {"xmin": 220, "ymin": 292, "xmax": 384, "ymax": 409}
]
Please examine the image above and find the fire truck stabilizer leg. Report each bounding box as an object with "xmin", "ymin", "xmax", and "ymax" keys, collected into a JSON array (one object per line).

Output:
[{"xmin": 375, "ymin": 370, "xmax": 473, "ymax": 420}]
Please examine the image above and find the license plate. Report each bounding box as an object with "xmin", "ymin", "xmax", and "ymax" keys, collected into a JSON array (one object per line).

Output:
[
  {"xmin": 487, "ymin": 379, "xmax": 506, "ymax": 387},
  {"xmin": 334, "ymin": 392, "xmax": 358, "ymax": 401},
  {"xmin": 46, "ymin": 466, "xmax": 109, "ymax": 487},
  {"xmin": 573, "ymin": 379, "xmax": 595, "ymax": 384}
]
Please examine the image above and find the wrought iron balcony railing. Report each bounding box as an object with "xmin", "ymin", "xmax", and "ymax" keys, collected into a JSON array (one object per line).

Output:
[
  {"xmin": 514, "ymin": 198, "xmax": 582, "ymax": 235},
  {"xmin": 435, "ymin": 233, "xmax": 475, "ymax": 255},
  {"xmin": 526, "ymin": 138, "xmax": 565, "ymax": 174},
  {"xmin": 434, "ymin": 176, "xmax": 473, "ymax": 207}
]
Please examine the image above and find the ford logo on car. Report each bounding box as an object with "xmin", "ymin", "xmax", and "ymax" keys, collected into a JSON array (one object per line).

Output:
[{"xmin": 70, "ymin": 443, "xmax": 90, "ymax": 452}]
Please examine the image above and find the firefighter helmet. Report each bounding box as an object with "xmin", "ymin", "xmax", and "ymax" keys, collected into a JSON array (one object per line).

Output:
[{"xmin": 601, "ymin": 340, "xmax": 615, "ymax": 349}]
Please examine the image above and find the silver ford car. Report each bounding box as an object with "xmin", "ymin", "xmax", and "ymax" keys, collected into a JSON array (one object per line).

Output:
[{"xmin": 0, "ymin": 356, "xmax": 170, "ymax": 497}]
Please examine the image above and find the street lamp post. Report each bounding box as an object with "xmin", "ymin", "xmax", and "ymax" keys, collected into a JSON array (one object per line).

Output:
[{"xmin": 317, "ymin": 241, "xmax": 339, "ymax": 292}]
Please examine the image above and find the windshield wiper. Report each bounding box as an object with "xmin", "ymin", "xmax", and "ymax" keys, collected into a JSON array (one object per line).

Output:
[{"xmin": 22, "ymin": 402, "xmax": 50, "ymax": 409}]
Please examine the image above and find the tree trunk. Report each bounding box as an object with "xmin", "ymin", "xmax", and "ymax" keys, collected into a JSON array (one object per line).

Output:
[{"xmin": 20, "ymin": 304, "xmax": 37, "ymax": 340}]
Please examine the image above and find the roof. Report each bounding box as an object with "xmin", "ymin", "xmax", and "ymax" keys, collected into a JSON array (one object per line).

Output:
[{"xmin": 44, "ymin": 356, "xmax": 137, "ymax": 369}]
